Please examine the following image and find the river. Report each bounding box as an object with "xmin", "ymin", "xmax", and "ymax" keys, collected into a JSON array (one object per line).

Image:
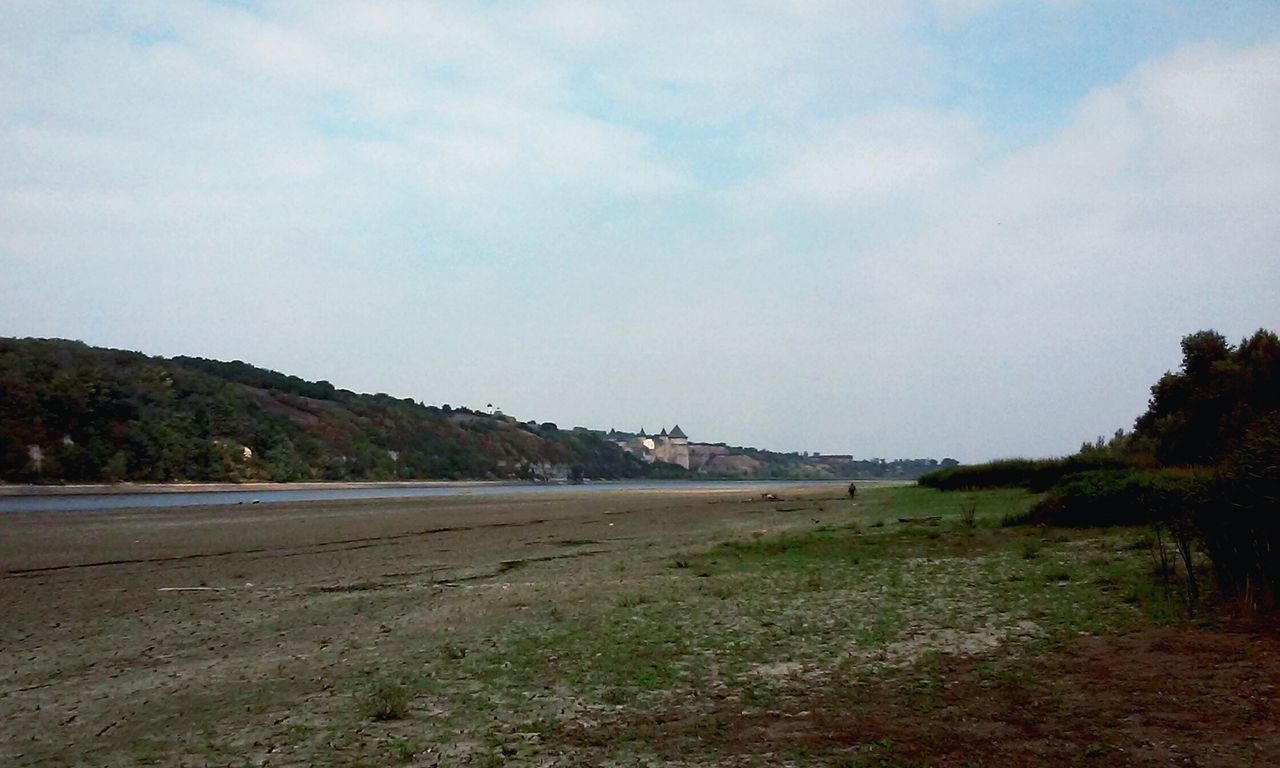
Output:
[{"xmin": 0, "ymin": 479, "xmax": 857, "ymax": 513}]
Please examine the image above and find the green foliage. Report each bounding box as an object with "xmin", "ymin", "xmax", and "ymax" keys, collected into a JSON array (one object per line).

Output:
[
  {"xmin": 996, "ymin": 329, "xmax": 1280, "ymax": 615},
  {"xmin": 1135, "ymin": 329, "xmax": 1280, "ymax": 466},
  {"xmin": 1023, "ymin": 468, "xmax": 1211, "ymax": 529},
  {"xmin": 1197, "ymin": 415, "xmax": 1280, "ymax": 614},
  {"xmin": 918, "ymin": 456, "xmax": 1130, "ymax": 492},
  {"xmin": 0, "ymin": 337, "xmax": 663, "ymax": 484}
]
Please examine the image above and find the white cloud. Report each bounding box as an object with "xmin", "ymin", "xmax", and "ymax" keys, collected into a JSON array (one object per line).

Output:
[
  {"xmin": 810, "ymin": 39, "xmax": 1280, "ymax": 458},
  {"xmin": 0, "ymin": 3, "xmax": 1277, "ymax": 461},
  {"xmin": 746, "ymin": 106, "xmax": 989, "ymax": 209}
]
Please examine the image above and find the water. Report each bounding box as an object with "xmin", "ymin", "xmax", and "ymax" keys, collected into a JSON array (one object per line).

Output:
[{"xmin": 0, "ymin": 479, "xmax": 846, "ymax": 513}]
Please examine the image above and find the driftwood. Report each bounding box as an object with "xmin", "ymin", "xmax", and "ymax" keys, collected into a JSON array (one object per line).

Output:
[
  {"xmin": 760, "ymin": 492, "xmax": 782, "ymax": 502},
  {"xmin": 897, "ymin": 515, "xmax": 943, "ymax": 523}
]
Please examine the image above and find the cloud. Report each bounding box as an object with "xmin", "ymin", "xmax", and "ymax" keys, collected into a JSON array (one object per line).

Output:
[
  {"xmin": 0, "ymin": 3, "xmax": 1277, "ymax": 462},
  {"xmin": 807, "ymin": 39, "xmax": 1280, "ymax": 458},
  {"xmin": 743, "ymin": 106, "xmax": 989, "ymax": 209}
]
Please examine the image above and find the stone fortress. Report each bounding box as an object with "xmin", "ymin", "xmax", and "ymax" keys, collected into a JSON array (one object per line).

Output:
[
  {"xmin": 608, "ymin": 426, "xmax": 764, "ymax": 475},
  {"xmin": 609, "ymin": 425, "xmax": 690, "ymax": 468}
]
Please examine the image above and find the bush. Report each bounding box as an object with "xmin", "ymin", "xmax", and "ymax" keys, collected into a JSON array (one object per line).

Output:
[
  {"xmin": 918, "ymin": 456, "xmax": 1133, "ymax": 493},
  {"xmin": 1196, "ymin": 419, "xmax": 1280, "ymax": 615},
  {"xmin": 1020, "ymin": 468, "xmax": 1212, "ymax": 529},
  {"xmin": 358, "ymin": 677, "xmax": 411, "ymax": 721}
]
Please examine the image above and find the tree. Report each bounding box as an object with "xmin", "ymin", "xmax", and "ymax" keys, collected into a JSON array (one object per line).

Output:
[{"xmin": 1135, "ymin": 329, "xmax": 1280, "ymax": 466}]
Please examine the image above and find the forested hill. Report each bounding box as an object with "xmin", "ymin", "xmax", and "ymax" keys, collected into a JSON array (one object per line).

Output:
[{"xmin": 0, "ymin": 338, "xmax": 663, "ymax": 483}]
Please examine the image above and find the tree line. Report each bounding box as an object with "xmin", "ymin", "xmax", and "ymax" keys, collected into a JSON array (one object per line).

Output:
[{"xmin": 920, "ymin": 328, "xmax": 1280, "ymax": 616}]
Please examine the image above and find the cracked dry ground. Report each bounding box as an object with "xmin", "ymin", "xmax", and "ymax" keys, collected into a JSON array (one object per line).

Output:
[{"xmin": 2, "ymin": 484, "xmax": 1279, "ymax": 767}]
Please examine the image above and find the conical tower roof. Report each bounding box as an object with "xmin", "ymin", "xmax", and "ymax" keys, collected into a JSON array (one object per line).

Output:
[{"xmin": 669, "ymin": 424, "xmax": 687, "ymax": 439}]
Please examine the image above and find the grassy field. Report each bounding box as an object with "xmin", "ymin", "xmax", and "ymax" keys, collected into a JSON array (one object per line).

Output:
[{"xmin": 5, "ymin": 484, "xmax": 1277, "ymax": 766}]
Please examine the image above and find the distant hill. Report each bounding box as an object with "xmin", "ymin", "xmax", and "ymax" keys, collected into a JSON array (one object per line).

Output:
[
  {"xmin": 0, "ymin": 337, "xmax": 952, "ymax": 485},
  {"xmin": 0, "ymin": 338, "xmax": 667, "ymax": 483}
]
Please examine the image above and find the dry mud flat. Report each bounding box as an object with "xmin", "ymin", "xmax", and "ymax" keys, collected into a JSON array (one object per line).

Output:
[
  {"xmin": 0, "ymin": 483, "xmax": 849, "ymax": 765},
  {"xmin": 2, "ymin": 483, "xmax": 1279, "ymax": 767}
]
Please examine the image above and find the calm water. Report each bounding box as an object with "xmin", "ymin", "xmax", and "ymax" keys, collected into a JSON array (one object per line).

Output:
[{"xmin": 0, "ymin": 480, "xmax": 847, "ymax": 513}]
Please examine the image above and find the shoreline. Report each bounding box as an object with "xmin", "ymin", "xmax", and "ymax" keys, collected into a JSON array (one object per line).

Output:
[
  {"xmin": 0, "ymin": 479, "xmax": 559, "ymax": 497},
  {"xmin": 0, "ymin": 477, "xmax": 871, "ymax": 498}
]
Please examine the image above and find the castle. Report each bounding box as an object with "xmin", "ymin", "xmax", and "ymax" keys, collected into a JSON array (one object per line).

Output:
[{"xmin": 609, "ymin": 425, "xmax": 690, "ymax": 469}]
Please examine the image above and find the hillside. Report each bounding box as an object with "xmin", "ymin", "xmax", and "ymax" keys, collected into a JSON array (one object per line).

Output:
[
  {"xmin": 0, "ymin": 338, "xmax": 949, "ymax": 485},
  {"xmin": 0, "ymin": 338, "xmax": 664, "ymax": 484}
]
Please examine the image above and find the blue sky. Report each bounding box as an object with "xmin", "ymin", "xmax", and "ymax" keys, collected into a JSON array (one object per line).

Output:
[{"xmin": 2, "ymin": 2, "xmax": 1278, "ymax": 461}]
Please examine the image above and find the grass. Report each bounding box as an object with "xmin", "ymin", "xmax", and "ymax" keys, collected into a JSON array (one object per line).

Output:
[
  {"xmin": 294, "ymin": 484, "xmax": 1186, "ymax": 766},
  {"xmin": 163, "ymin": 484, "xmax": 1188, "ymax": 767}
]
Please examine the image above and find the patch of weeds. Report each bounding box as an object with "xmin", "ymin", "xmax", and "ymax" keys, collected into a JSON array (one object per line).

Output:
[
  {"xmin": 441, "ymin": 641, "xmax": 467, "ymax": 660},
  {"xmin": 700, "ymin": 579, "xmax": 737, "ymax": 600},
  {"xmin": 805, "ymin": 570, "xmax": 824, "ymax": 592},
  {"xmin": 707, "ymin": 527, "xmax": 885, "ymax": 572},
  {"xmin": 472, "ymin": 751, "xmax": 507, "ymax": 768},
  {"xmin": 128, "ymin": 741, "xmax": 165, "ymax": 766},
  {"xmin": 855, "ymin": 610, "xmax": 900, "ymax": 649},
  {"xmin": 1001, "ymin": 509, "xmax": 1034, "ymax": 527},
  {"xmin": 739, "ymin": 680, "xmax": 779, "ymax": 708},
  {"xmin": 1021, "ymin": 540, "xmax": 1042, "ymax": 560},
  {"xmin": 982, "ymin": 658, "xmax": 1035, "ymax": 689},
  {"xmin": 630, "ymin": 660, "xmax": 677, "ymax": 689},
  {"xmin": 959, "ymin": 499, "xmax": 977, "ymax": 528},
  {"xmin": 516, "ymin": 716, "xmax": 563, "ymax": 739},
  {"xmin": 1121, "ymin": 578, "xmax": 1184, "ymax": 624},
  {"xmin": 358, "ymin": 676, "xmax": 411, "ymax": 721},
  {"xmin": 602, "ymin": 687, "xmax": 629, "ymax": 705},
  {"xmin": 391, "ymin": 738, "xmax": 417, "ymax": 763},
  {"xmin": 870, "ymin": 518, "xmax": 886, "ymax": 528},
  {"xmin": 617, "ymin": 592, "xmax": 652, "ymax": 608}
]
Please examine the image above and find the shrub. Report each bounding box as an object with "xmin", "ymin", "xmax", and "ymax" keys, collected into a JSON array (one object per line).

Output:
[
  {"xmin": 1195, "ymin": 419, "xmax": 1280, "ymax": 615},
  {"xmin": 359, "ymin": 677, "xmax": 411, "ymax": 721},
  {"xmin": 1021, "ymin": 468, "xmax": 1210, "ymax": 529},
  {"xmin": 918, "ymin": 456, "xmax": 1131, "ymax": 492}
]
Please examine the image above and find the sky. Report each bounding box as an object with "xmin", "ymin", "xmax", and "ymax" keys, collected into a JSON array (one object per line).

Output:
[{"xmin": 2, "ymin": 1, "xmax": 1278, "ymax": 462}]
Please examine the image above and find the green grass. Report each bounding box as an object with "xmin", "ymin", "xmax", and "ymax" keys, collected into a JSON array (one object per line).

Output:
[{"xmin": 313, "ymin": 485, "xmax": 1184, "ymax": 766}]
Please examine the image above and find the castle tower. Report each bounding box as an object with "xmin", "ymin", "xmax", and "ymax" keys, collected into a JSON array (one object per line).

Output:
[{"xmin": 653, "ymin": 425, "xmax": 690, "ymax": 469}]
